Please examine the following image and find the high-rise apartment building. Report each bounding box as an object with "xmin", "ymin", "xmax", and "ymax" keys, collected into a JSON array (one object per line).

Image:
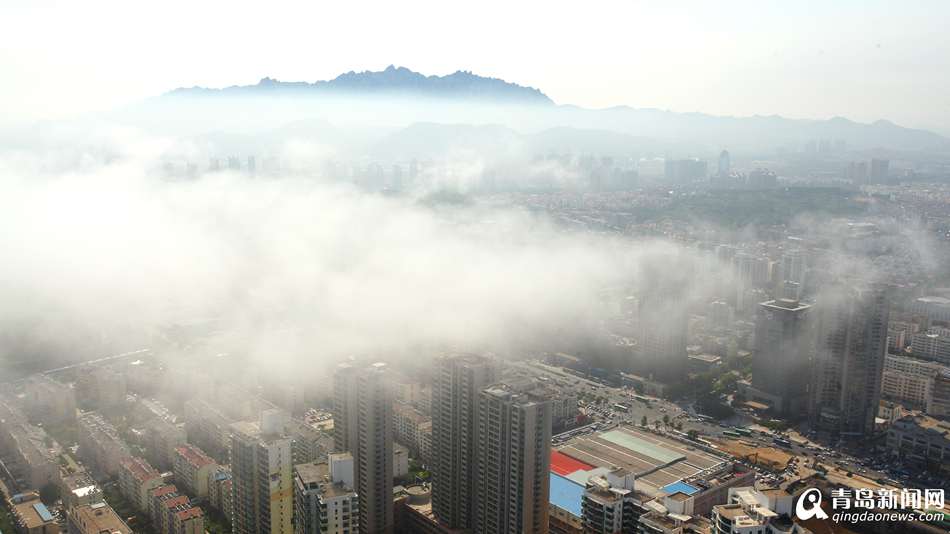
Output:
[
  {"xmin": 638, "ymin": 291, "xmax": 688, "ymax": 382},
  {"xmin": 230, "ymin": 412, "xmax": 293, "ymax": 534},
  {"xmin": 473, "ymin": 379, "xmax": 552, "ymax": 534},
  {"xmin": 333, "ymin": 362, "xmax": 394, "ymax": 534},
  {"xmin": 717, "ymin": 150, "xmax": 730, "ymax": 177},
  {"xmin": 431, "ymin": 353, "xmax": 495, "ymax": 530},
  {"xmin": 810, "ymin": 284, "xmax": 889, "ymax": 436},
  {"xmin": 749, "ymin": 299, "xmax": 812, "ymax": 416},
  {"xmin": 293, "ymin": 461, "xmax": 358, "ymax": 534}
]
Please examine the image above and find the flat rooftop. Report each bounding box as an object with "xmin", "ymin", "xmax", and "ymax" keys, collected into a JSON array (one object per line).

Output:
[
  {"xmin": 549, "ymin": 473, "xmax": 584, "ymax": 518},
  {"xmin": 556, "ymin": 425, "xmax": 726, "ymax": 497}
]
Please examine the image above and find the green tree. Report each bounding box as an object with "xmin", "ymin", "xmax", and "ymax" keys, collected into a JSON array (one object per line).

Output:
[
  {"xmin": 40, "ymin": 483, "xmax": 61, "ymax": 505},
  {"xmin": 640, "ymin": 415, "xmax": 648, "ymax": 427}
]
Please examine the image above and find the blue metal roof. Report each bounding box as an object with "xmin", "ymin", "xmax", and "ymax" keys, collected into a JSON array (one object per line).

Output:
[
  {"xmin": 662, "ymin": 481, "xmax": 700, "ymax": 496},
  {"xmin": 549, "ymin": 472, "xmax": 584, "ymax": 518},
  {"xmin": 32, "ymin": 502, "xmax": 54, "ymax": 522}
]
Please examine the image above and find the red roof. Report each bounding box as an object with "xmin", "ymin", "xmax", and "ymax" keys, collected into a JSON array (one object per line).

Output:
[
  {"xmin": 162, "ymin": 495, "xmax": 189, "ymax": 509},
  {"xmin": 176, "ymin": 506, "xmax": 203, "ymax": 521},
  {"xmin": 175, "ymin": 444, "xmax": 215, "ymax": 469},
  {"xmin": 120, "ymin": 457, "xmax": 161, "ymax": 483},
  {"xmin": 550, "ymin": 450, "xmax": 594, "ymax": 476},
  {"xmin": 151, "ymin": 484, "xmax": 178, "ymax": 498}
]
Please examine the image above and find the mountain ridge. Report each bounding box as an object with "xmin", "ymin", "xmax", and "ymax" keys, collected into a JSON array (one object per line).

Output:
[
  {"xmin": 167, "ymin": 65, "xmax": 553, "ymax": 105},
  {"xmin": 147, "ymin": 67, "xmax": 948, "ymax": 151}
]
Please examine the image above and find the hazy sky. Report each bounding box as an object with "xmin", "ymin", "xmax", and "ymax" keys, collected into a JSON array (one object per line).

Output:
[{"xmin": 2, "ymin": 0, "xmax": 948, "ymax": 133}]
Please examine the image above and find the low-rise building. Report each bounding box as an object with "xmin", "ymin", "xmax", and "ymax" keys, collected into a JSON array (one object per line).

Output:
[
  {"xmin": 172, "ymin": 443, "xmax": 216, "ymax": 498},
  {"xmin": 882, "ymin": 353, "xmax": 942, "ymax": 408},
  {"xmin": 207, "ymin": 465, "xmax": 233, "ymax": 518},
  {"xmin": 393, "ymin": 402, "xmax": 433, "ymax": 464},
  {"xmin": 637, "ymin": 509, "xmax": 711, "ymax": 534},
  {"xmin": 928, "ymin": 368, "xmax": 950, "ymax": 418},
  {"xmin": 0, "ymin": 418, "xmax": 62, "ymax": 491},
  {"xmin": 170, "ymin": 503, "xmax": 205, "ymax": 534},
  {"xmin": 144, "ymin": 417, "xmax": 187, "ymax": 471},
  {"xmin": 118, "ymin": 456, "xmax": 164, "ymax": 513},
  {"xmin": 76, "ymin": 411, "xmax": 131, "ymax": 477},
  {"xmin": 67, "ymin": 502, "xmax": 133, "ymax": 534},
  {"xmin": 10, "ymin": 491, "xmax": 59, "ymax": 534},
  {"xmin": 23, "ymin": 374, "xmax": 77, "ymax": 425},
  {"xmin": 911, "ymin": 327, "xmax": 950, "ymax": 365},
  {"xmin": 886, "ymin": 415, "xmax": 950, "ymax": 472},
  {"xmin": 710, "ymin": 487, "xmax": 810, "ymax": 534},
  {"xmin": 182, "ymin": 399, "xmax": 233, "ymax": 464},
  {"xmin": 394, "ymin": 484, "xmax": 468, "ymax": 534},
  {"xmin": 581, "ymin": 469, "xmax": 650, "ymax": 534}
]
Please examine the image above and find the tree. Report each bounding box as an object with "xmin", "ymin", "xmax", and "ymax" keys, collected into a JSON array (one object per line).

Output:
[
  {"xmin": 641, "ymin": 415, "xmax": 648, "ymax": 427},
  {"xmin": 687, "ymin": 429, "xmax": 700, "ymax": 441},
  {"xmin": 662, "ymin": 414, "xmax": 670, "ymax": 426},
  {"xmin": 40, "ymin": 483, "xmax": 61, "ymax": 505}
]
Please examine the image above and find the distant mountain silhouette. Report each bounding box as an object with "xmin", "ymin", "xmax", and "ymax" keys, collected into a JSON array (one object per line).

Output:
[
  {"xmin": 167, "ymin": 65, "xmax": 553, "ymax": 104},
  {"xmin": 146, "ymin": 67, "xmax": 947, "ymax": 151}
]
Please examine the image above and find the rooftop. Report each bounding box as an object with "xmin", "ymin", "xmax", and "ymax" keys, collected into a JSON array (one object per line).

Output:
[
  {"xmin": 175, "ymin": 444, "xmax": 215, "ymax": 468},
  {"xmin": 120, "ymin": 456, "xmax": 161, "ymax": 482},
  {"xmin": 557, "ymin": 425, "xmax": 725, "ymax": 497},
  {"xmin": 71, "ymin": 503, "xmax": 132, "ymax": 534},
  {"xmin": 13, "ymin": 498, "xmax": 56, "ymax": 528},
  {"xmin": 549, "ymin": 473, "xmax": 584, "ymax": 518}
]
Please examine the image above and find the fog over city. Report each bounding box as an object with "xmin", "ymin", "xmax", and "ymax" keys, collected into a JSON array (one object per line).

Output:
[{"xmin": 2, "ymin": 5, "xmax": 950, "ymax": 534}]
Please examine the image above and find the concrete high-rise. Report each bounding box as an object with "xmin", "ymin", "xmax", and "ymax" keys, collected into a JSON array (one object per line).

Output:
[
  {"xmin": 431, "ymin": 353, "xmax": 495, "ymax": 530},
  {"xmin": 748, "ymin": 298, "xmax": 812, "ymax": 416},
  {"xmin": 333, "ymin": 362, "xmax": 394, "ymax": 534},
  {"xmin": 717, "ymin": 150, "xmax": 730, "ymax": 177},
  {"xmin": 637, "ymin": 291, "xmax": 688, "ymax": 382},
  {"xmin": 293, "ymin": 461, "xmax": 358, "ymax": 534},
  {"xmin": 230, "ymin": 412, "xmax": 293, "ymax": 534},
  {"xmin": 780, "ymin": 249, "xmax": 806, "ymax": 299},
  {"xmin": 474, "ymin": 379, "xmax": 552, "ymax": 534},
  {"xmin": 810, "ymin": 284, "xmax": 890, "ymax": 436}
]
